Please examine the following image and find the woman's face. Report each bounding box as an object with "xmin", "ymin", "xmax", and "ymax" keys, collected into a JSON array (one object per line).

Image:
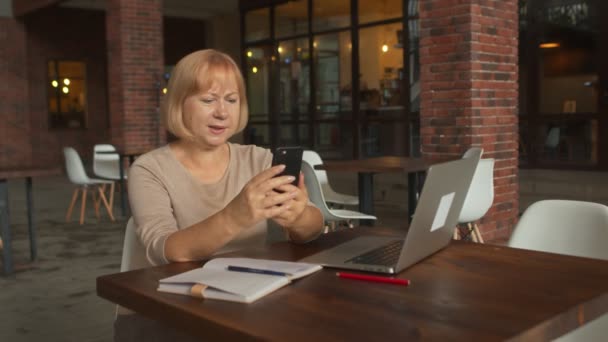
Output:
[{"xmin": 182, "ymin": 74, "xmax": 240, "ymax": 148}]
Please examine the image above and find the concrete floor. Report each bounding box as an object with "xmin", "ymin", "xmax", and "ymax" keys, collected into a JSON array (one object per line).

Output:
[{"xmin": 1, "ymin": 169, "xmax": 607, "ymax": 341}]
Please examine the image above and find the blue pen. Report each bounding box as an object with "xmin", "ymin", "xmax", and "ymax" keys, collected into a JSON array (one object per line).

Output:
[{"xmin": 227, "ymin": 265, "xmax": 290, "ymax": 277}]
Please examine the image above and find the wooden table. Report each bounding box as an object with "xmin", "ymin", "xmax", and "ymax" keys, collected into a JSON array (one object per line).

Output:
[
  {"xmin": 317, "ymin": 156, "xmax": 438, "ymax": 224},
  {"xmin": 97, "ymin": 228, "xmax": 608, "ymax": 341},
  {"xmin": 95, "ymin": 150, "xmax": 147, "ymax": 217},
  {"xmin": 1, "ymin": 166, "xmax": 61, "ymax": 275}
]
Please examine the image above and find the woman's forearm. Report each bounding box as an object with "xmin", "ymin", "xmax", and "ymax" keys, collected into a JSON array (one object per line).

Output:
[{"xmin": 285, "ymin": 206, "xmax": 324, "ymax": 243}]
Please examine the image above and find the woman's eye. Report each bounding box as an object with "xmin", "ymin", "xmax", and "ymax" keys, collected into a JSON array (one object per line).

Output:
[
  {"xmin": 201, "ymin": 98, "xmax": 215, "ymax": 104},
  {"xmin": 226, "ymin": 98, "xmax": 238, "ymax": 104}
]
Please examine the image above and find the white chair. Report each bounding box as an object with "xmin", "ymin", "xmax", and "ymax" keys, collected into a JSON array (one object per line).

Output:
[
  {"xmin": 301, "ymin": 161, "xmax": 376, "ymax": 231},
  {"xmin": 454, "ymin": 158, "xmax": 495, "ymax": 243},
  {"xmin": 509, "ymin": 200, "xmax": 608, "ymax": 341},
  {"xmin": 120, "ymin": 217, "xmax": 147, "ymax": 272},
  {"xmin": 302, "ymin": 150, "xmax": 358, "ymax": 207},
  {"xmin": 63, "ymin": 147, "xmax": 115, "ymax": 225},
  {"xmin": 93, "ymin": 144, "xmax": 124, "ymax": 181}
]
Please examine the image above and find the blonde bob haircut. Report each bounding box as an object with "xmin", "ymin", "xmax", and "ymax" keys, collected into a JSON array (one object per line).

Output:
[{"xmin": 163, "ymin": 49, "xmax": 249, "ymax": 140}]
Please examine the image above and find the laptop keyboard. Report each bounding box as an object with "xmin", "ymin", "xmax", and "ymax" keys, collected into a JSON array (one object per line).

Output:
[{"xmin": 345, "ymin": 240, "xmax": 404, "ymax": 266}]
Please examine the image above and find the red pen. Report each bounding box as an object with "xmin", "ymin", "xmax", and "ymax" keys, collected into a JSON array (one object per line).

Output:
[{"xmin": 336, "ymin": 272, "xmax": 410, "ymax": 286}]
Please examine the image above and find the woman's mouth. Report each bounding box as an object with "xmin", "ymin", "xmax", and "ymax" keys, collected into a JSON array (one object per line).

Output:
[{"xmin": 209, "ymin": 125, "xmax": 226, "ymax": 135}]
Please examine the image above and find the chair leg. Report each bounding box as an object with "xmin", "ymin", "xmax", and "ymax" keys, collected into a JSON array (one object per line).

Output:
[
  {"xmin": 108, "ymin": 182, "xmax": 115, "ymax": 210},
  {"xmin": 97, "ymin": 186, "xmax": 115, "ymax": 221},
  {"xmin": 80, "ymin": 187, "xmax": 88, "ymax": 225},
  {"xmin": 453, "ymin": 227, "xmax": 460, "ymax": 240},
  {"xmin": 66, "ymin": 188, "xmax": 80, "ymax": 222},
  {"xmin": 92, "ymin": 186, "xmax": 100, "ymax": 220},
  {"xmin": 468, "ymin": 223, "xmax": 478, "ymax": 243},
  {"xmin": 473, "ymin": 223, "xmax": 484, "ymax": 243}
]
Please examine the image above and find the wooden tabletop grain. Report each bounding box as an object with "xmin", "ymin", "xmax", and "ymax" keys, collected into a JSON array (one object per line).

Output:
[{"xmin": 97, "ymin": 228, "xmax": 608, "ymax": 341}]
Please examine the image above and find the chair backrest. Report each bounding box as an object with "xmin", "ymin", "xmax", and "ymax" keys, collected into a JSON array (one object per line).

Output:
[
  {"xmin": 301, "ymin": 161, "xmax": 337, "ymax": 220},
  {"xmin": 508, "ymin": 200, "xmax": 608, "ymax": 260},
  {"xmin": 120, "ymin": 218, "xmax": 136, "ymax": 272},
  {"xmin": 462, "ymin": 147, "xmax": 484, "ymax": 160},
  {"xmin": 459, "ymin": 158, "xmax": 495, "ymax": 223},
  {"xmin": 63, "ymin": 147, "xmax": 91, "ymax": 185},
  {"xmin": 93, "ymin": 144, "xmax": 121, "ymax": 180},
  {"xmin": 121, "ymin": 217, "xmax": 148, "ymax": 272},
  {"xmin": 545, "ymin": 127, "xmax": 560, "ymax": 148},
  {"xmin": 302, "ymin": 150, "xmax": 332, "ymax": 189}
]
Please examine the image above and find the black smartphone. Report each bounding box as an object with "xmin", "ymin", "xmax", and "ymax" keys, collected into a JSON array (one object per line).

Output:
[{"xmin": 271, "ymin": 146, "xmax": 303, "ymax": 186}]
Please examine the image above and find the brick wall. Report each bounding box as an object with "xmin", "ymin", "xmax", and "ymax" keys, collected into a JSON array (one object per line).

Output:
[
  {"xmin": 106, "ymin": 0, "xmax": 165, "ymax": 153},
  {"xmin": 0, "ymin": 17, "xmax": 32, "ymax": 168},
  {"xmin": 419, "ymin": 0, "xmax": 519, "ymax": 240},
  {"xmin": 25, "ymin": 7, "xmax": 109, "ymax": 166}
]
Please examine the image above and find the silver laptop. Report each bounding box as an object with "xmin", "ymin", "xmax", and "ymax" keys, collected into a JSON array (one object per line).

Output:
[{"xmin": 300, "ymin": 149, "xmax": 482, "ymax": 274}]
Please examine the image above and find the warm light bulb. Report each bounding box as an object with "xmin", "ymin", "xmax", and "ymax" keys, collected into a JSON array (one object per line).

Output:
[
  {"xmin": 162, "ymin": 88, "xmax": 167, "ymax": 94},
  {"xmin": 62, "ymin": 86, "xmax": 69, "ymax": 94},
  {"xmin": 247, "ymin": 50, "xmax": 253, "ymax": 58},
  {"xmin": 539, "ymin": 42, "xmax": 559, "ymax": 49},
  {"xmin": 252, "ymin": 66, "xmax": 258, "ymax": 73},
  {"xmin": 51, "ymin": 80, "xmax": 58, "ymax": 88},
  {"xmin": 313, "ymin": 42, "xmax": 318, "ymax": 48},
  {"xmin": 63, "ymin": 78, "xmax": 70, "ymax": 86},
  {"xmin": 277, "ymin": 46, "xmax": 283, "ymax": 53},
  {"xmin": 382, "ymin": 44, "xmax": 389, "ymax": 53}
]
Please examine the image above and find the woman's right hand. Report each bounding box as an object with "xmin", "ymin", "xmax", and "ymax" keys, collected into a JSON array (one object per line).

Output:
[{"xmin": 225, "ymin": 164, "xmax": 299, "ymax": 230}]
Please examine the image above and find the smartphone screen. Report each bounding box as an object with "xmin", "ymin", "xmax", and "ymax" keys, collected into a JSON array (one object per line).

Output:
[{"xmin": 271, "ymin": 147, "xmax": 303, "ymax": 186}]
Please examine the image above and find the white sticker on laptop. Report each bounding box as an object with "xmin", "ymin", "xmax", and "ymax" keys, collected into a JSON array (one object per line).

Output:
[{"xmin": 430, "ymin": 192, "xmax": 455, "ymax": 232}]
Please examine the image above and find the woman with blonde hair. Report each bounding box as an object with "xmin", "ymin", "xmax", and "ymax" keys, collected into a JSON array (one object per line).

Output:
[{"xmin": 115, "ymin": 49, "xmax": 323, "ymax": 341}]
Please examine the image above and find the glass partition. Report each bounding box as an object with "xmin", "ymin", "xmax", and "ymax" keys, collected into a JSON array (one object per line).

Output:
[
  {"xmin": 359, "ymin": 0, "xmax": 402, "ymax": 24},
  {"xmin": 313, "ymin": 31, "xmax": 352, "ymax": 120},
  {"xmin": 245, "ymin": 8, "xmax": 270, "ymax": 42},
  {"xmin": 312, "ymin": 0, "xmax": 350, "ymax": 32},
  {"xmin": 278, "ymin": 38, "xmax": 310, "ymax": 120},
  {"xmin": 358, "ymin": 23, "xmax": 404, "ymax": 119},
  {"xmin": 276, "ymin": 0, "xmax": 308, "ymax": 38},
  {"xmin": 48, "ymin": 60, "xmax": 87, "ymax": 129},
  {"xmin": 246, "ymin": 46, "xmax": 273, "ymax": 121}
]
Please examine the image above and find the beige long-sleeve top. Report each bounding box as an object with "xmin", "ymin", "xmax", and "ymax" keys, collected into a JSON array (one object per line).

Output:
[{"xmin": 127, "ymin": 142, "xmax": 274, "ymax": 269}]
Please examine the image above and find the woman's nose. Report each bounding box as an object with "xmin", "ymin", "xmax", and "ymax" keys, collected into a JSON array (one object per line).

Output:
[{"xmin": 214, "ymin": 101, "xmax": 228, "ymax": 119}]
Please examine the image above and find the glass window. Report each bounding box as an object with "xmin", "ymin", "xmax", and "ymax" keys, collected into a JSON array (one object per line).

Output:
[
  {"xmin": 279, "ymin": 124, "xmax": 310, "ymax": 147},
  {"xmin": 359, "ymin": 23, "xmax": 404, "ymax": 119},
  {"xmin": 359, "ymin": 0, "xmax": 402, "ymax": 24},
  {"xmin": 312, "ymin": 0, "xmax": 350, "ymax": 32},
  {"xmin": 246, "ymin": 46, "xmax": 273, "ymax": 120},
  {"xmin": 246, "ymin": 124, "xmax": 270, "ymax": 147},
  {"xmin": 276, "ymin": 0, "xmax": 308, "ymax": 38},
  {"xmin": 245, "ymin": 8, "xmax": 270, "ymax": 42},
  {"xmin": 313, "ymin": 31, "xmax": 352, "ymax": 120},
  {"xmin": 278, "ymin": 38, "xmax": 310, "ymax": 120},
  {"xmin": 315, "ymin": 123, "xmax": 353, "ymax": 159},
  {"xmin": 537, "ymin": 119, "xmax": 597, "ymax": 165},
  {"xmin": 48, "ymin": 60, "xmax": 87, "ymax": 129},
  {"xmin": 360, "ymin": 122, "xmax": 407, "ymax": 158}
]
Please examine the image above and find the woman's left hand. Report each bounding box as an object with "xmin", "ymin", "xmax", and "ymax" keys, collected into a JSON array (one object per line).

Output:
[{"xmin": 271, "ymin": 172, "xmax": 309, "ymax": 228}]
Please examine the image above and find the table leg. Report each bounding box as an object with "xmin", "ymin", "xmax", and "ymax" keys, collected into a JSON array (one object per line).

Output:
[
  {"xmin": 25, "ymin": 177, "xmax": 36, "ymax": 261},
  {"xmin": 1, "ymin": 179, "xmax": 14, "ymax": 275},
  {"xmin": 119, "ymin": 157, "xmax": 127, "ymax": 218},
  {"xmin": 358, "ymin": 173, "xmax": 374, "ymax": 226}
]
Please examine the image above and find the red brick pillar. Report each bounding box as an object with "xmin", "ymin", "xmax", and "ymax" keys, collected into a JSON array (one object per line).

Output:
[
  {"xmin": 0, "ymin": 18, "xmax": 32, "ymax": 167},
  {"xmin": 419, "ymin": 0, "xmax": 519, "ymax": 241},
  {"xmin": 106, "ymin": 0, "xmax": 165, "ymax": 153}
]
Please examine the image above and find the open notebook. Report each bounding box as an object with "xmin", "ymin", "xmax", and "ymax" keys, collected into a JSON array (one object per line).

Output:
[{"xmin": 158, "ymin": 258, "xmax": 322, "ymax": 303}]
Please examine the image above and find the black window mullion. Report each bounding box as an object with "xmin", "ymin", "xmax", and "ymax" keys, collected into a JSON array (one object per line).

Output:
[
  {"xmin": 351, "ymin": 0, "xmax": 360, "ymax": 159},
  {"xmin": 403, "ymin": 0, "xmax": 412, "ymax": 156}
]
